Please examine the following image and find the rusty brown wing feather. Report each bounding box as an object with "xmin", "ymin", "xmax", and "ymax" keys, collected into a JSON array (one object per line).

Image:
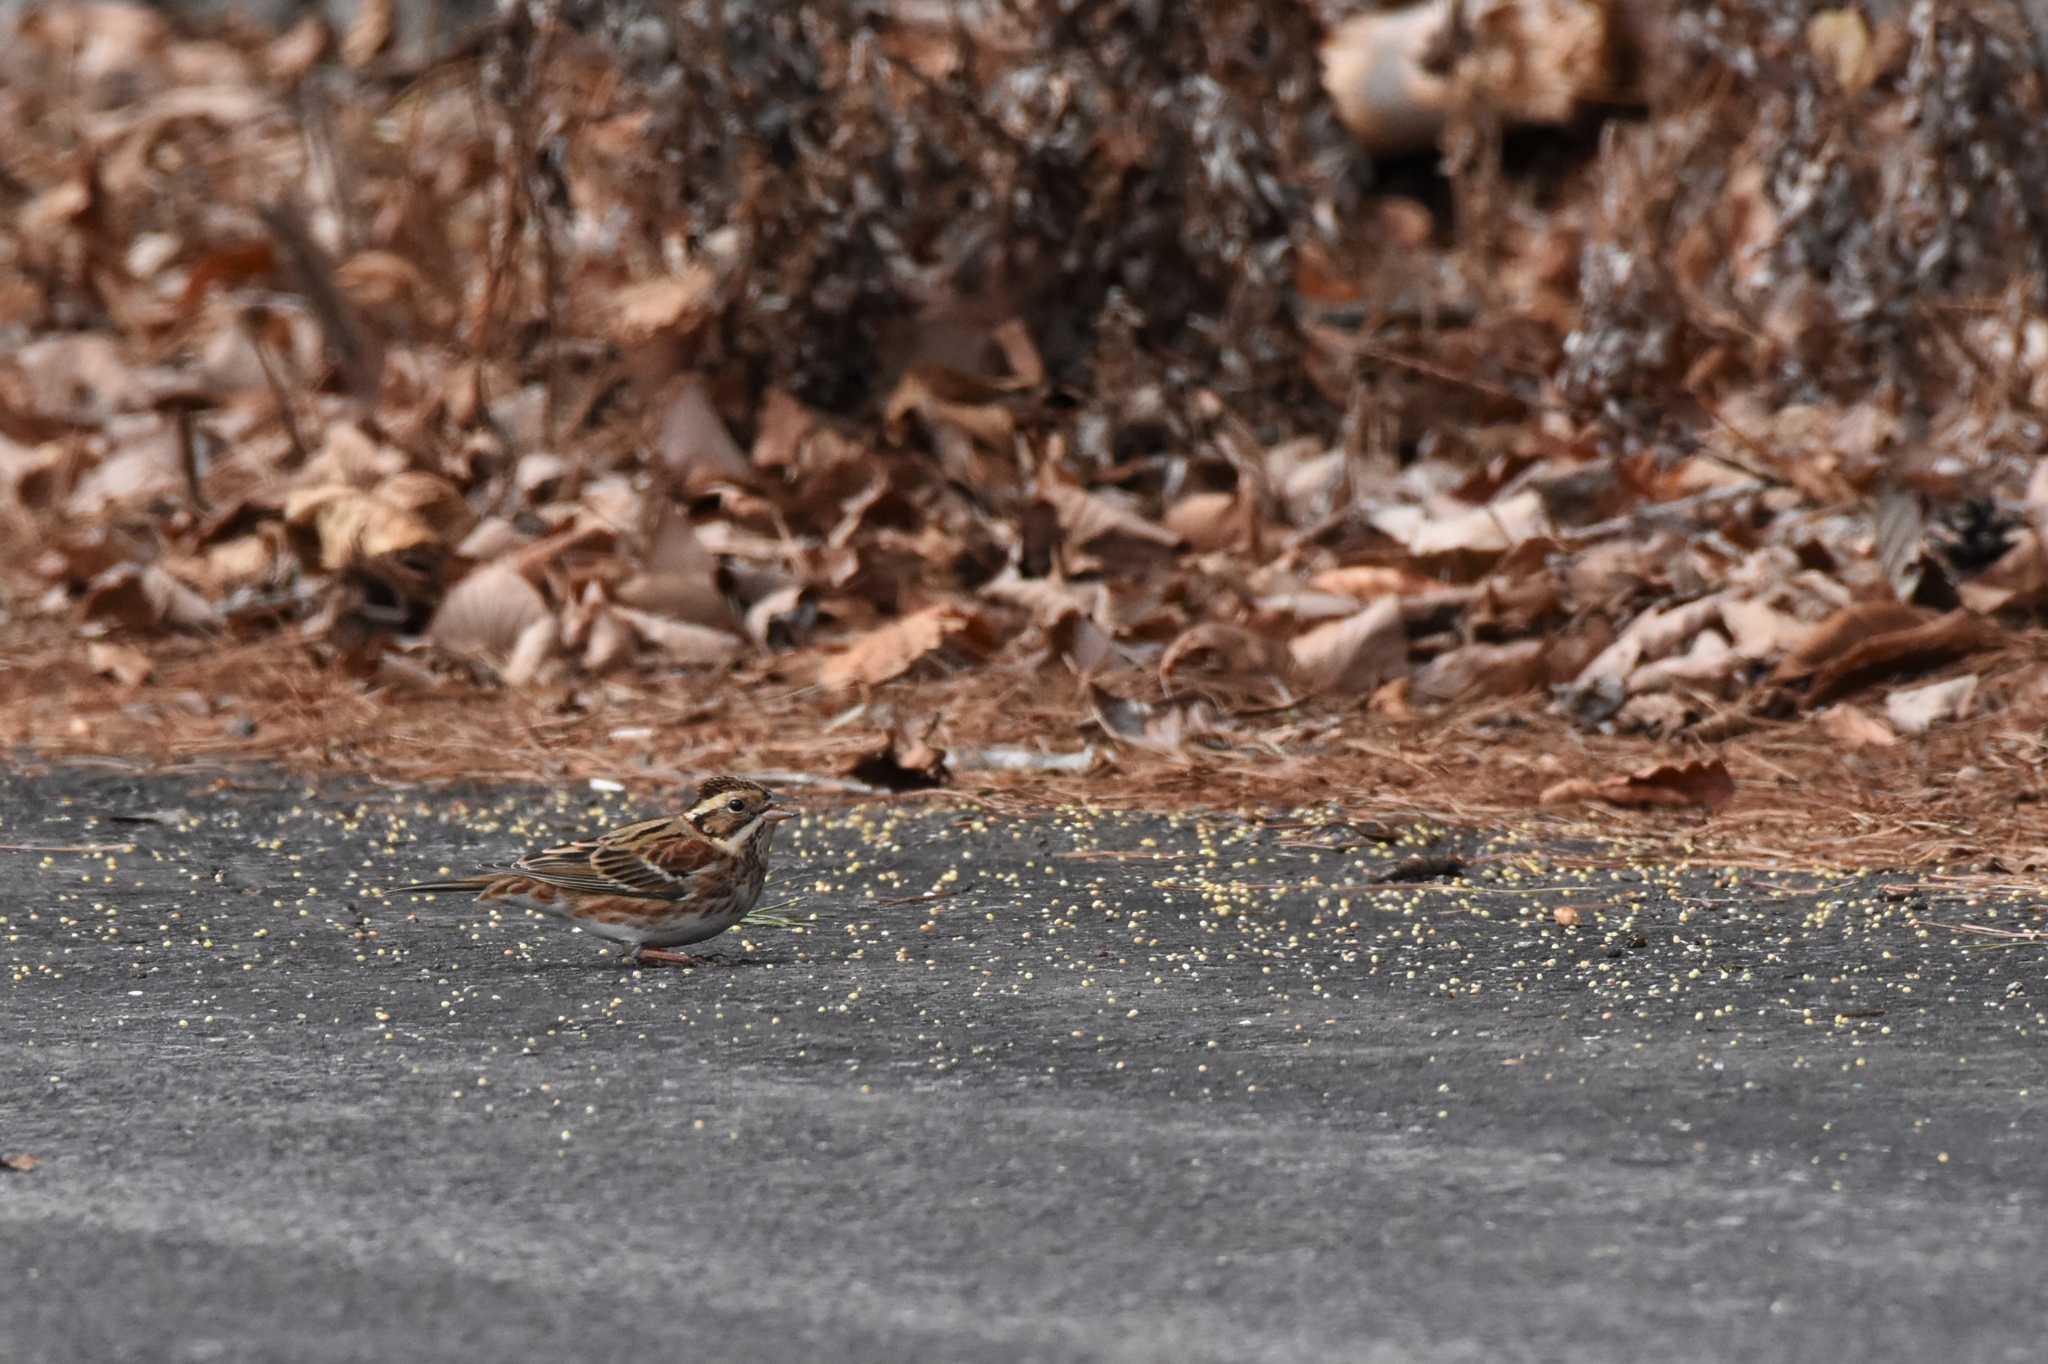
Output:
[
  {"xmin": 588, "ymin": 832, "xmax": 724, "ymax": 896},
  {"xmin": 512, "ymin": 816, "xmax": 706, "ymax": 899},
  {"xmin": 642, "ymin": 833, "xmax": 728, "ymax": 875}
]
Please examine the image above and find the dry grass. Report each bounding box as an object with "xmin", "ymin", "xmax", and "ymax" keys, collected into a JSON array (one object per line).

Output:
[{"xmin": 9, "ymin": 618, "xmax": 2048, "ymax": 879}]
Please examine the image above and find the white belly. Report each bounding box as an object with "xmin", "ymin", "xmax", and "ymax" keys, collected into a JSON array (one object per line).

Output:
[{"xmin": 632, "ymin": 907, "xmax": 753, "ymax": 948}]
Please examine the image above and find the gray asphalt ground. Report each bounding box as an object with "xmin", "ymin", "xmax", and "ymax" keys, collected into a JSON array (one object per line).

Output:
[{"xmin": 3, "ymin": 763, "xmax": 2044, "ymax": 1364}]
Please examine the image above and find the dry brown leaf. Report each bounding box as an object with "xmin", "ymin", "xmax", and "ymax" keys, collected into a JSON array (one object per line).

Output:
[
  {"xmin": 750, "ymin": 389, "xmax": 816, "ymax": 472},
  {"xmin": 1613, "ymin": 693, "xmax": 1695, "ymax": 737},
  {"xmin": 1808, "ymin": 9, "xmax": 1879, "ymax": 92},
  {"xmin": 613, "ymin": 512, "xmax": 729, "ymax": 628},
  {"xmin": 612, "ymin": 607, "xmax": 744, "ymax": 665},
  {"xmin": 1540, "ymin": 759, "xmax": 1736, "ymax": 811},
  {"xmin": 284, "ymin": 485, "xmax": 441, "ymax": 574},
  {"xmin": 1370, "ymin": 676, "xmax": 1414, "ymax": 718},
  {"xmin": 1560, "ymin": 540, "xmax": 1661, "ymax": 607},
  {"xmin": 1719, "ymin": 598, "xmax": 1812, "ymax": 659},
  {"xmin": 848, "ymin": 715, "xmax": 950, "ymax": 791},
  {"xmin": 1308, "ymin": 565, "xmax": 1447, "ymax": 600},
  {"xmin": 204, "ymin": 527, "xmax": 288, "ymax": 592},
  {"xmin": 817, "ymin": 604, "xmax": 989, "ymax": 690},
  {"xmin": 1038, "ymin": 480, "xmax": 1181, "ymax": 551},
  {"xmin": 1047, "ymin": 610, "xmax": 1129, "ymax": 679},
  {"xmin": 1288, "ymin": 599, "xmax": 1405, "ymax": 694},
  {"xmin": 1256, "ymin": 589, "xmax": 1393, "ymax": 624},
  {"xmin": 824, "ymin": 473, "xmax": 895, "ymax": 549},
  {"xmin": 1159, "ymin": 623, "xmax": 1286, "ymax": 687},
  {"xmin": 2, "ymin": 440, "xmax": 81, "ymax": 512},
  {"xmin": 341, "ymin": 0, "xmax": 393, "ymax": 68},
  {"xmin": 615, "ymin": 571, "xmax": 730, "ymax": 630},
  {"xmin": 1571, "ymin": 592, "xmax": 1734, "ymax": 696},
  {"xmin": 336, "ymin": 249, "xmax": 448, "ymax": 332},
  {"xmin": 1, "ymin": 0, "xmax": 2037, "ymax": 826},
  {"xmin": 363, "ymin": 651, "xmax": 443, "ymax": 691},
  {"xmin": 899, "ymin": 359, "xmax": 1033, "ymax": 403},
  {"xmin": 582, "ymin": 607, "xmax": 636, "ymax": 674},
  {"xmin": 1773, "ymin": 602, "xmax": 1929, "ymax": 682},
  {"xmin": 1272, "ymin": 444, "xmax": 1349, "ymax": 523},
  {"xmin": 457, "ymin": 518, "xmax": 529, "ymax": 562},
  {"xmin": 1803, "ymin": 610, "xmax": 1996, "ymax": 706},
  {"xmin": 33, "ymin": 534, "xmax": 127, "ymax": 587},
  {"xmin": 67, "ymin": 424, "xmax": 185, "ymax": 518},
  {"xmin": 1371, "ymin": 490, "xmax": 1548, "ymax": 557},
  {"xmin": 611, "ymin": 267, "xmax": 719, "ymax": 346},
  {"xmin": 653, "ymin": 377, "xmax": 754, "ymax": 493},
  {"xmin": 8, "ymin": 334, "xmax": 149, "ymax": 422},
  {"xmin": 1412, "ymin": 639, "xmax": 1544, "ymax": 703},
  {"xmin": 1885, "ymin": 674, "xmax": 1977, "ymax": 737},
  {"xmin": 512, "ymin": 522, "xmax": 618, "ymax": 585},
  {"xmin": 1470, "ymin": 571, "xmax": 1561, "ymax": 635},
  {"xmin": 86, "ymin": 640, "xmax": 154, "ymax": 686},
  {"xmin": 1956, "ymin": 533, "xmax": 2048, "ymax": 614},
  {"xmin": 501, "ymin": 615, "xmax": 561, "ymax": 688},
  {"xmin": 1816, "ymin": 704, "xmax": 1897, "ymax": 749},
  {"xmin": 885, "ymin": 365, "xmax": 1018, "ymax": 449},
  {"xmin": 1541, "ymin": 619, "xmax": 1613, "ymax": 691},
  {"xmin": 378, "ymin": 471, "xmax": 473, "ymax": 542},
  {"xmin": 181, "ymin": 303, "xmax": 323, "ymax": 397},
  {"xmin": 16, "ymin": 172, "xmax": 93, "ymax": 267},
  {"xmin": 426, "ymin": 564, "xmax": 551, "ymax": 661},
  {"xmin": 0, "ymin": 1153, "xmax": 40, "ymax": 1174},
  {"xmin": 570, "ymin": 473, "xmax": 637, "ymax": 528},
  {"xmin": 266, "ymin": 14, "xmax": 331, "ymax": 84},
  {"xmin": 80, "ymin": 564, "xmax": 215, "ymax": 632},
  {"xmin": 991, "ymin": 319, "xmax": 1046, "ymax": 388},
  {"xmin": 304, "ymin": 424, "xmax": 405, "ymax": 487},
  {"xmin": 743, "ymin": 585, "xmax": 817, "ymax": 649},
  {"xmin": 980, "ymin": 567, "xmax": 1112, "ymax": 624},
  {"xmin": 1164, "ymin": 491, "xmax": 1246, "ymax": 552},
  {"xmin": 1629, "ymin": 630, "xmax": 1736, "ymax": 695},
  {"xmin": 17, "ymin": 3, "xmax": 169, "ymax": 90},
  {"xmin": 1088, "ymin": 684, "xmax": 1220, "ymax": 756},
  {"xmin": 672, "ymin": 519, "xmax": 781, "ymax": 562}
]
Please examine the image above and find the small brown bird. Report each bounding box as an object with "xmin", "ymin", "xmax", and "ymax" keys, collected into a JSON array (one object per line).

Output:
[{"xmin": 397, "ymin": 776, "xmax": 797, "ymax": 967}]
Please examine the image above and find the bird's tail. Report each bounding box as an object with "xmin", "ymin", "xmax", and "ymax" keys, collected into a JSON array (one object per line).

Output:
[{"xmin": 394, "ymin": 877, "xmax": 495, "ymax": 895}]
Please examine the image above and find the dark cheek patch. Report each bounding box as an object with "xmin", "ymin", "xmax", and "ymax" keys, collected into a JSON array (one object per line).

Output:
[{"xmin": 695, "ymin": 810, "xmax": 745, "ymax": 839}]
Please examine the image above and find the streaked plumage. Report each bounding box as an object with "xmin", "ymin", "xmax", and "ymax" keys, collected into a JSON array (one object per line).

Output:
[{"xmin": 397, "ymin": 776, "xmax": 796, "ymax": 966}]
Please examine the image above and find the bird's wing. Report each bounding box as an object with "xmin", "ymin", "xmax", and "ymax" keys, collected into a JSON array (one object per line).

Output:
[
  {"xmin": 512, "ymin": 816, "xmax": 729, "ymax": 898},
  {"xmin": 590, "ymin": 830, "xmax": 725, "ymax": 895}
]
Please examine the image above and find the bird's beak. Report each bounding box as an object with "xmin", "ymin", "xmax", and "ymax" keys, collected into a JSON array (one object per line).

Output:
[{"xmin": 761, "ymin": 796, "xmax": 799, "ymax": 823}]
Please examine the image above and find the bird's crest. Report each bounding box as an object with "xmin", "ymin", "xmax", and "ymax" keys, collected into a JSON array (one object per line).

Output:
[{"xmin": 694, "ymin": 775, "xmax": 762, "ymax": 804}]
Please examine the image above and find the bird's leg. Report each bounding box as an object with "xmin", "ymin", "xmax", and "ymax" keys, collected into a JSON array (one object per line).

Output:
[{"xmin": 636, "ymin": 947, "xmax": 708, "ymax": 968}]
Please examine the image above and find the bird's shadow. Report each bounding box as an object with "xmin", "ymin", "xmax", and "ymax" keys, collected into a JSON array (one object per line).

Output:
[{"xmin": 486, "ymin": 950, "xmax": 798, "ymax": 976}]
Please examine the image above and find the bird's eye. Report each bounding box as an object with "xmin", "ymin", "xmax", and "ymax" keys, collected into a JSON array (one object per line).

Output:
[{"xmin": 727, "ymin": 798, "xmax": 745, "ymax": 813}]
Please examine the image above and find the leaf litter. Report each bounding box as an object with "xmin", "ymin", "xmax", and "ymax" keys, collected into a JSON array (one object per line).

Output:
[{"xmin": 1, "ymin": 0, "xmax": 2047, "ymax": 870}]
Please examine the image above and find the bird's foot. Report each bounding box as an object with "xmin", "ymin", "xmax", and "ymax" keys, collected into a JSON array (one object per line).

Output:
[{"xmin": 634, "ymin": 947, "xmax": 712, "ymax": 969}]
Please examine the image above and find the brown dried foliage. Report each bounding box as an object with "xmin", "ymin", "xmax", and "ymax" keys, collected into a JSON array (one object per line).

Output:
[{"xmin": 2, "ymin": 1, "xmax": 2048, "ymax": 868}]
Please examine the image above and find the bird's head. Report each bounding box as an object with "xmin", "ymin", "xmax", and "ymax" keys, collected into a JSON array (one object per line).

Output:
[{"xmin": 686, "ymin": 776, "xmax": 797, "ymax": 850}]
